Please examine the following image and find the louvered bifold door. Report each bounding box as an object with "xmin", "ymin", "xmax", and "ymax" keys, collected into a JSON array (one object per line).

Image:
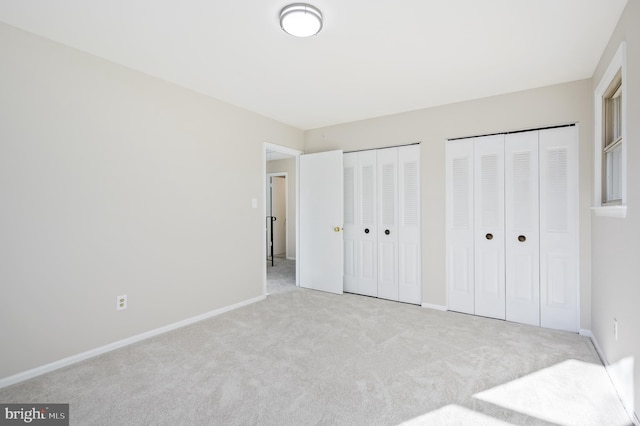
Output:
[
  {"xmin": 398, "ymin": 145, "xmax": 421, "ymax": 304},
  {"xmin": 357, "ymin": 150, "xmax": 378, "ymax": 297},
  {"xmin": 377, "ymin": 148, "xmax": 399, "ymax": 301},
  {"xmin": 446, "ymin": 140, "xmax": 475, "ymax": 314},
  {"xmin": 505, "ymin": 131, "xmax": 540, "ymax": 326},
  {"xmin": 474, "ymin": 135, "xmax": 506, "ymax": 320},
  {"xmin": 343, "ymin": 151, "xmax": 378, "ymax": 297},
  {"xmin": 539, "ymin": 126, "xmax": 579, "ymax": 332},
  {"xmin": 343, "ymin": 153, "xmax": 358, "ymax": 294}
]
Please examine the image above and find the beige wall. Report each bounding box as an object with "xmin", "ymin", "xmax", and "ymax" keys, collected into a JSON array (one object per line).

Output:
[
  {"xmin": 305, "ymin": 79, "xmax": 594, "ymax": 329},
  {"xmin": 0, "ymin": 22, "xmax": 303, "ymax": 380},
  {"xmin": 591, "ymin": 0, "xmax": 640, "ymax": 418},
  {"xmin": 266, "ymin": 158, "xmax": 297, "ymax": 259}
]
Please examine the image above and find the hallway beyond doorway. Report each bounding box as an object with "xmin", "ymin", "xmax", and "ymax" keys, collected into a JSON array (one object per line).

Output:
[{"xmin": 266, "ymin": 256, "xmax": 295, "ymax": 294}]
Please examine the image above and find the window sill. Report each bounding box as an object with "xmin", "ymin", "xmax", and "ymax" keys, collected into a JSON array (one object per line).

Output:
[{"xmin": 591, "ymin": 205, "xmax": 627, "ymax": 218}]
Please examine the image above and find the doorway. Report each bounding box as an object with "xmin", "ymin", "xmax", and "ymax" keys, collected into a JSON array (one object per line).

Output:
[
  {"xmin": 266, "ymin": 174, "xmax": 287, "ymax": 263},
  {"xmin": 264, "ymin": 143, "xmax": 302, "ymax": 295}
]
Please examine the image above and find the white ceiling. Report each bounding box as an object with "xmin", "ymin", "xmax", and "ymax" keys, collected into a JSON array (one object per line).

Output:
[{"xmin": 0, "ymin": 0, "xmax": 628, "ymax": 130}]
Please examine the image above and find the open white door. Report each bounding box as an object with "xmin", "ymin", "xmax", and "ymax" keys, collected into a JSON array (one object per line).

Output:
[{"xmin": 299, "ymin": 150, "xmax": 344, "ymax": 294}]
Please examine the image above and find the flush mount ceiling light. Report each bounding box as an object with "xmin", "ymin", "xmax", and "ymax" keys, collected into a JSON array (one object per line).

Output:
[{"xmin": 279, "ymin": 3, "xmax": 323, "ymax": 37}]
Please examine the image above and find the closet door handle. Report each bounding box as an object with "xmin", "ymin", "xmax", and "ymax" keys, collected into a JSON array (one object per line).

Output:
[
  {"xmin": 518, "ymin": 235, "xmax": 526, "ymax": 242},
  {"xmin": 385, "ymin": 229, "xmax": 390, "ymax": 235},
  {"xmin": 364, "ymin": 228, "xmax": 370, "ymax": 234},
  {"xmin": 485, "ymin": 233, "xmax": 493, "ymax": 240}
]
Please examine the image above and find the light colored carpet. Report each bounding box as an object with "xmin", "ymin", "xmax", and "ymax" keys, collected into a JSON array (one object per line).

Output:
[
  {"xmin": 266, "ymin": 256, "xmax": 296, "ymax": 295},
  {"xmin": 0, "ymin": 273, "xmax": 632, "ymax": 425}
]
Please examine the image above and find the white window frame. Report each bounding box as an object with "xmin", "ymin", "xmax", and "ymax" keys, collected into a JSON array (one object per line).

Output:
[{"xmin": 593, "ymin": 42, "xmax": 627, "ymax": 218}]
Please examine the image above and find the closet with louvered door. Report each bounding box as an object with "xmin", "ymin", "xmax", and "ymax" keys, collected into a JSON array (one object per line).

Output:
[
  {"xmin": 398, "ymin": 146, "xmax": 422, "ymax": 304},
  {"xmin": 377, "ymin": 147, "xmax": 399, "ymax": 301},
  {"xmin": 505, "ymin": 131, "xmax": 540, "ymax": 327},
  {"xmin": 344, "ymin": 150, "xmax": 377, "ymax": 297},
  {"xmin": 343, "ymin": 145, "xmax": 421, "ymax": 304},
  {"xmin": 446, "ymin": 125, "xmax": 578, "ymax": 332},
  {"xmin": 538, "ymin": 126, "xmax": 579, "ymax": 332},
  {"xmin": 474, "ymin": 134, "xmax": 506, "ymax": 320},
  {"xmin": 445, "ymin": 139, "xmax": 475, "ymax": 314}
]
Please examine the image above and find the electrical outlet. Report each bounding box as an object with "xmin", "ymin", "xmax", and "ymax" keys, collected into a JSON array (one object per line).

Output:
[
  {"xmin": 613, "ymin": 318, "xmax": 618, "ymax": 341},
  {"xmin": 117, "ymin": 295, "xmax": 127, "ymax": 311}
]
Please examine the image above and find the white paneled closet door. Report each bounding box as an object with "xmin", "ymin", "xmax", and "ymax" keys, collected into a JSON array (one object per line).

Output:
[
  {"xmin": 359, "ymin": 150, "xmax": 378, "ymax": 297},
  {"xmin": 377, "ymin": 148, "xmax": 399, "ymax": 301},
  {"xmin": 474, "ymin": 135, "xmax": 506, "ymax": 320},
  {"xmin": 344, "ymin": 145, "xmax": 421, "ymax": 304},
  {"xmin": 505, "ymin": 131, "xmax": 540, "ymax": 326},
  {"xmin": 445, "ymin": 125, "xmax": 579, "ymax": 332},
  {"xmin": 446, "ymin": 139, "xmax": 475, "ymax": 314},
  {"xmin": 343, "ymin": 151, "xmax": 378, "ymax": 297},
  {"xmin": 398, "ymin": 145, "xmax": 421, "ymax": 304},
  {"xmin": 539, "ymin": 126, "xmax": 578, "ymax": 332}
]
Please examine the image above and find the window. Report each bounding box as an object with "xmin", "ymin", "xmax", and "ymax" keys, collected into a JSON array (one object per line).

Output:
[
  {"xmin": 593, "ymin": 42, "xmax": 626, "ymax": 218},
  {"xmin": 604, "ymin": 74, "xmax": 622, "ymax": 204}
]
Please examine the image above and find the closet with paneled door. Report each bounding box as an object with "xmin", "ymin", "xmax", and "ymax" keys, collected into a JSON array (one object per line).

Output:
[
  {"xmin": 344, "ymin": 145, "xmax": 421, "ymax": 304},
  {"xmin": 446, "ymin": 125, "xmax": 579, "ymax": 332}
]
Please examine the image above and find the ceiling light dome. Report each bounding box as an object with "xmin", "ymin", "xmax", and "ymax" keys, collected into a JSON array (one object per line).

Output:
[{"xmin": 280, "ymin": 3, "xmax": 323, "ymax": 37}]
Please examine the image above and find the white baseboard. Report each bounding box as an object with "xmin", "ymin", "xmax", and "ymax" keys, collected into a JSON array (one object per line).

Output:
[
  {"xmin": 589, "ymin": 332, "xmax": 639, "ymax": 425},
  {"xmin": 579, "ymin": 328, "xmax": 593, "ymax": 338},
  {"xmin": 588, "ymin": 331, "xmax": 605, "ymax": 361},
  {"xmin": 0, "ymin": 295, "xmax": 266, "ymax": 389},
  {"xmin": 421, "ymin": 302, "xmax": 448, "ymax": 311}
]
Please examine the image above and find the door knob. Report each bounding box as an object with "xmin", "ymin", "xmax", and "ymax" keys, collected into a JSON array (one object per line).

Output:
[
  {"xmin": 385, "ymin": 229, "xmax": 390, "ymax": 235},
  {"xmin": 364, "ymin": 228, "xmax": 370, "ymax": 234},
  {"xmin": 518, "ymin": 235, "xmax": 526, "ymax": 242},
  {"xmin": 486, "ymin": 233, "xmax": 493, "ymax": 240},
  {"xmin": 334, "ymin": 226, "xmax": 341, "ymax": 232}
]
